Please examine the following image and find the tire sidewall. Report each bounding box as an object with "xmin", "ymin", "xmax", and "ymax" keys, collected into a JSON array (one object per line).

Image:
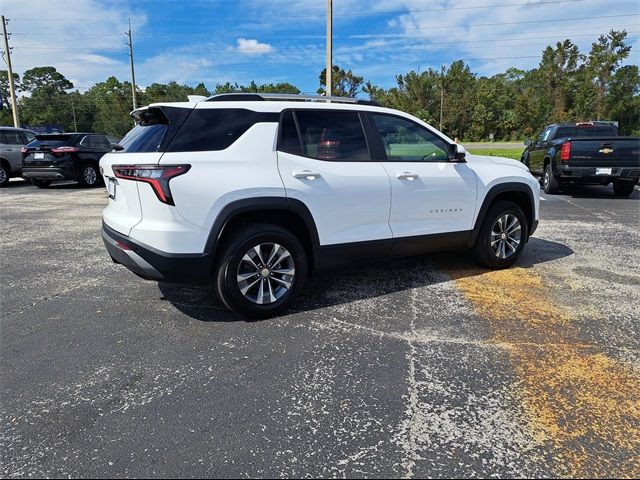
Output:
[
  {"xmin": 476, "ymin": 202, "xmax": 529, "ymax": 269},
  {"xmin": 0, "ymin": 164, "xmax": 9, "ymax": 186},
  {"xmin": 613, "ymin": 180, "xmax": 635, "ymax": 197},
  {"xmin": 217, "ymin": 227, "xmax": 308, "ymax": 318}
]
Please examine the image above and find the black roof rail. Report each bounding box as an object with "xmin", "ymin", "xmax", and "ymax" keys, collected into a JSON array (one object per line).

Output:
[{"xmin": 205, "ymin": 93, "xmax": 381, "ymax": 107}]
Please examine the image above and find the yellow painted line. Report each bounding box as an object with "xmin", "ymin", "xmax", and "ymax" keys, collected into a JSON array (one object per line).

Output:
[{"xmin": 451, "ymin": 266, "xmax": 640, "ymax": 478}]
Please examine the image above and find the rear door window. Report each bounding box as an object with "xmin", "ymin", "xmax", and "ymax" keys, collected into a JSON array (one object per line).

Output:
[
  {"xmin": 288, "ymin": 110, "xmax": 370, "ymax": 161},
  {"xmin": 1, "ymin": 130, "xmax": 24, "ymax": 145}
]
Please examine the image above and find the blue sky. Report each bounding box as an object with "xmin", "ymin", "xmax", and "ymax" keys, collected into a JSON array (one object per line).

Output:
[{"xmin": 4, "ymin": 0, "xmax": 640, "ymax": 95}]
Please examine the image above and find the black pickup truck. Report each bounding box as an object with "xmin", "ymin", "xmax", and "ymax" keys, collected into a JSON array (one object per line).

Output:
[{"xmin": 521, "ymin": 122, "xmax": 640, "ymax": 196}]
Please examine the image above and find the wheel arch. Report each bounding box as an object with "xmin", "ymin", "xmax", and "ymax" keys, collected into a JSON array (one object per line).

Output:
[
  {"xmin": 205, "ymin": 197, "xmax": 320, "ymax": 271},
  {"xmin": 469, "ymin": 182, "xmax": 536, "ymax": 247}
]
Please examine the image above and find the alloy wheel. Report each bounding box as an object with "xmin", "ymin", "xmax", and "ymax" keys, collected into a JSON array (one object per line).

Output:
[
  {"xmin": 84, "ymin": 166, "xmax": 97, "ymax": 185},
  {"xmin": 490, "ymin": 214, "xmax": 521, "ymax": 259},
  {"xmin": 236, "ymin": 242, "xmax": 295, "ymax": 305}
]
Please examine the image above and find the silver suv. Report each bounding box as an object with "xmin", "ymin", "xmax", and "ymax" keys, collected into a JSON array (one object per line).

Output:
[{"xmin": 0, "ymin": 127, "xmax": 36, "ymax": 186}]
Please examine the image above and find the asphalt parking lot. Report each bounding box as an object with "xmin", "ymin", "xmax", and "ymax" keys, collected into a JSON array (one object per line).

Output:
[{"xmin": 1, "ymin": 178, "xmax": 639, "ymax": 478}]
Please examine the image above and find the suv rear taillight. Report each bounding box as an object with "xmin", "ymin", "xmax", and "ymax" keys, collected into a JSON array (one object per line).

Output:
[
  {"xmin": 112, "ymin": 164, "xmax": 190, "ymax": 206},
  {"xmin": 51, "ymin": 146, "xmax": 79, "ymax": 154},
  {"xmin": 560, "ymin": 142, "xmax": 571, "ymax": 162}
]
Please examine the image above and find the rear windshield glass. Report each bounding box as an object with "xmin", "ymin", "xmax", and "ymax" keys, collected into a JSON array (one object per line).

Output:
[
  {"xmin": 28, "ymin": 135, "xmax": 76, "ymax": 148},
  {"xmin": 120, "ymin": 124, "xmax": 168, "ymax": 152},
  {"xmin": 556, "ymin": 126, "xmax": 616, "ymax": 138}
]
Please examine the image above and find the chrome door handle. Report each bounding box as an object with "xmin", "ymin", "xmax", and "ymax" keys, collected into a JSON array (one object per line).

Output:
[
  {"xmin": 292, "ymin": 170, "xmax": 321, "ymax": 180},
  {"xmin": 396, "ymin": 172, "xmax": 418, "ymax": 180}
]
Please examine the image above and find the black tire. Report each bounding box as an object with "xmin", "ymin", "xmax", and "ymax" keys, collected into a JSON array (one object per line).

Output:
[
  {"xmin": 214, "ymin": 223, "xmax": 308, "ymax": 319},
  {"xmin": 77, "ymin": 162, "xmax": 101, "ymax": 187},
  {"xmin": 31, "ymin": 179, "xmax": 52, "ymax": 188},
  {"xmin": 542, "ymin": 163, "xmax": 560, "ymax": 194},
  {"xmin": 472, "ymin": 200, "xmax": 529, "ymax": 269},
  {"xmin": 0, "ymin": 163, "xmax": 9, "ymax": 187},
  {"xmin": 613, "ymin": 179, "xmax": 636, "ymax": 197}
]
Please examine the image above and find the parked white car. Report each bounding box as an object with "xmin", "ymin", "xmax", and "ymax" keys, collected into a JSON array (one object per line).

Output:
[{"xmin": 100, "ymin": 93, "xmax": 540, "ymax": 318}]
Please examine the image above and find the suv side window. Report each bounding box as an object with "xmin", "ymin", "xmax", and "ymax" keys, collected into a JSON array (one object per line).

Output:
[
  {"xmin": 371, "ymin": 114, "xmax": 449, "ymax": 162},
  {"xmin": 291, "ymin": 110, "xmax": 370, "ymax": 161},
  {"xmin": 0, "ymin": 130, "xmax": 24, "ymax": 145},
  {"xmin": 167, "ymin": 108, "xmax": 277, "ymax": 152},
  {"xmin": 80, "ymin": 135, "xmax": 91, "ymax": 148},
  {"xmin": 279, "ymin": 111, "xmax": 302, "ymax": 155}
]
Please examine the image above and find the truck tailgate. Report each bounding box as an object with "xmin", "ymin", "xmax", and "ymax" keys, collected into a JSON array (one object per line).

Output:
[{"xmin": 568, "ymin": 137, "xmax": 640, "ymax": 167}]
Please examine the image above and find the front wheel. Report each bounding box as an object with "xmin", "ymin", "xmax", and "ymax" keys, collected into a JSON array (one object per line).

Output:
[
  {"xmin": 214, "ymin": 223, "xmax": 308, "ymax": 319},
  {"xmin": 613, "ymin": 179, "xmax": 636, "ymax": 197},
  {"xmin": 472, "ymin": 201, "xmax": 529, "ymax": 269}
]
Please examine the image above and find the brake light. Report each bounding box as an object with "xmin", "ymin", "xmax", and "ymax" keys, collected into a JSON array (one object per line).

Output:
[
  {"xmin": 112, "ymin": 164, "xmax": 190, "ymax": 205},
  {"xmin": 51, "ymin": 146, "xmax": 79, "ymax": 153},
  {"xmin": 561, "ymin": 142, "xmax": 571, "ymax": 161}
]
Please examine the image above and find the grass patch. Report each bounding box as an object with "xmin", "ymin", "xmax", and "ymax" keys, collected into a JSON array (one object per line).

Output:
[{"xmin": 467, "ymin": 148, "xmax": 524, "ymax": 160}]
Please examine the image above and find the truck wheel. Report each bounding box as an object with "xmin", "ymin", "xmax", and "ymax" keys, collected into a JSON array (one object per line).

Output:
[
  {"xmin": 78, "ymin": 163, "xmax": 101, "ymax": 187},
  {"xmin": 214, "ymin": 223, "xmax": 308, "ymax": 319},
  {"xmin": 613, "ymin": 180, "xmax": 636, "ymax": 197},
  {"xmin": 31, "ymin": 179, "xmax": 52, "ymax": 188},
  {"xmin": 542, "ymin": 164, "xmax": 560, "ymax": 194},
  {"xmin": 472, "ymin": 200, "xmax": 529, "ymax": 269}
]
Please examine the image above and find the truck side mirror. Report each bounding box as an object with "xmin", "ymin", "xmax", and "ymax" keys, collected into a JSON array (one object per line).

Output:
[{"xmin": 524, "ymin": 139, "xmax": 532, "ymax": 147}]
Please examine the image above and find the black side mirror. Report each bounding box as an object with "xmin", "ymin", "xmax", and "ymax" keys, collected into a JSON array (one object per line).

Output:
[
  {"xmin": 449, "ymin": 143, "xmax": 466, "ymax": 162},
  {"xmin": 110, "ymin": 143, "xmax": 124, "ymax": 151}
]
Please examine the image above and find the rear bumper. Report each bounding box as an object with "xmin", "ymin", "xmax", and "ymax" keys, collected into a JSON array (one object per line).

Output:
[
  {"xmin": 557, "ymin": 165, "xmax": 640, "ymax": 183},
  {"xmin": 102, "ymin": 222, "xmax": 213, "ymax": 284},
  {"xmin": 22, "ymin": 166, "xmax": 78, "ymax": 180}
]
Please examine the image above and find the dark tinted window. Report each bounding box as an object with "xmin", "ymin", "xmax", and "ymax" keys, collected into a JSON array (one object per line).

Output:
[
  {"xmin": 555, "ymin": 126, "xmax": 616, "ymax": 138},
  {"xmin": 293, "ymin": 110, "xmax": 370, "ymax": 161},
  {"xmin": 120, "ymin": 124, "xmax": 168, "ymax": 153},
  {"xmin": 167, "ymin": 108, "xmax": 276, "ymax": 152},
  {"xmin": 29, "ymin": 134, "xmax": 76, "ymax": 149},
  {"xmin": 371, "ymin": 114, "xmax": 449, "ymax": 162},
  {"xmin": 279, "ymin": 111, "xmax": 302, "ymax": 155}
]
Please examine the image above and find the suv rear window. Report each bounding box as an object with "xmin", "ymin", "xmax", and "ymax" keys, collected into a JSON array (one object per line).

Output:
[
  {"xmin": 280, "ymin": 110, "xmax": 370, "ymax": 161},
  {"xmin": 120, "ymin": 108, "xmax": 170, "ymax": 153},
  {"xmin": 166, "ymin": 108, "xmax": 277, "ymax": 152},
  {"xmin": 28, "ymin": 134, "xmax": 77, "ymax": 149}
]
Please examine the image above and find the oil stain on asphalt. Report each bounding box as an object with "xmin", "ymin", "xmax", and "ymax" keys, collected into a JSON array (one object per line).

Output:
[{"xmin": 452, "ymin": 266, "xmax": 640, "ymax": 478}]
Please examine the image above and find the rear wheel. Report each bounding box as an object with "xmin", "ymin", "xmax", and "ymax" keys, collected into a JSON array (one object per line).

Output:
[
  {"xmin": 0, "ymin": 163, "xmax": 9, "ymax": 186},
  {"xmin": 31, "ymin": 179, "xmax": 52, "ymax": 188},
  {"xmin": 78, "ymin": 163, "xmax": 101, "ymax": 187},
  {"xmin": 214, "ymin": 223, "xmax": 308, "ymax": 319},
  {"xmin": 613, "ymin": 179, "xmax": 636, "ymax": 197},
  {"xmin": 542, "ymin": 163, "xmax": 560, "ymax": 194},
  {"xmin": 472, "ymin": 200, "xmax": 529, "ymax": 269}
]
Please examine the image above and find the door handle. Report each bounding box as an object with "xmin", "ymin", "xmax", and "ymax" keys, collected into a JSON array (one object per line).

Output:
[
  {"xmin": 292, "ymin": 170, "xmax": 321, "ymax": 180},
  {"xmin": 396, "ymin": 172, "xmax": 418, "ymax": 181}
]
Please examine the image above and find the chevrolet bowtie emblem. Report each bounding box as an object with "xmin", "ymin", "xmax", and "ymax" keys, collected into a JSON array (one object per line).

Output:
[{"xmin": 599, "ymin": 148, "xmax": 614, "ymax": 154}]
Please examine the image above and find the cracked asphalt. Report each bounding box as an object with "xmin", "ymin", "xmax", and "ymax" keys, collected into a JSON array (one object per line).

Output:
[{"xmin": 1, "ymin": 178, "xmax": 639, "ymax": 478}]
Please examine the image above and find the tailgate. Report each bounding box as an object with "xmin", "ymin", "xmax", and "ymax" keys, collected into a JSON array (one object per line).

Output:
[{"xmin": 568, "ymin": 137, "xmax": 640, "ymax": 167}]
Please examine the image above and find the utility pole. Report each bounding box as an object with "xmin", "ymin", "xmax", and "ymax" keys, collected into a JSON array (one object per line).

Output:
[
  {"xmin": 326, "ymin": 0, "xmax": 332, "ymax": 97},
  {"xmin": 1, "ymin": 15, "xmax": 20, "ymax": 127},
  {"xmin": 71, "ymin": 97, "xmax": 77, "ymax": 132},
  {"xmin": 439, "ymin": 65, "xmax": 445, "ymax": 132},
  {"xmin": 125, "ymin": 18, "xmax": 137, "ymax": 110}
]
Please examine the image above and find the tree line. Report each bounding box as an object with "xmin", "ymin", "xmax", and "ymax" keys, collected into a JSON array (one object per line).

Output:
[{"xmin": 1, "ymin": 30, "xmax": 638, "ymax": 140}]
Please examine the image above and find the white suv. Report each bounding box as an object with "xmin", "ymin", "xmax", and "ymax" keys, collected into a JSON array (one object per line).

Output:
[{"xmin": 101, "ymin": 93, "xmax": 540, "ymax": 318}]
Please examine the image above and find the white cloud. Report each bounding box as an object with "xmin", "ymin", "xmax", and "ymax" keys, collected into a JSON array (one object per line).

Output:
[{"xmin": 234, "ymin": 38, "xmax": 274, "ymax": 55}]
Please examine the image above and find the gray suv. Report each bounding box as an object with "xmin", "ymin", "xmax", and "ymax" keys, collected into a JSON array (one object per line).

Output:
[{"xmin": 0, "ymin": 127, "xmax": 36, "ymax": 186}]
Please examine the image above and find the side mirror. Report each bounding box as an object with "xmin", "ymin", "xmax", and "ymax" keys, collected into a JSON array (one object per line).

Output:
[
  {"xmin": 450, "ymin": 143, "xmax": 466, "ymax": 162},
  {"xmin": 110, "ymin": 143, "xmax": 124, "ymax": 151},
  {"xmin": 524, "ymin": 139, "xmax": 532, "ymax": 147}
]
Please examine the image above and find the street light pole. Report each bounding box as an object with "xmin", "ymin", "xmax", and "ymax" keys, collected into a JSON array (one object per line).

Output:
[
  {"xmin": 1, "ymin": 15, "xmax": 20, "ymax": 127},
  {"xmin": 326, "ymin": 0, "xmax": 332, "ymax": 97}
]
